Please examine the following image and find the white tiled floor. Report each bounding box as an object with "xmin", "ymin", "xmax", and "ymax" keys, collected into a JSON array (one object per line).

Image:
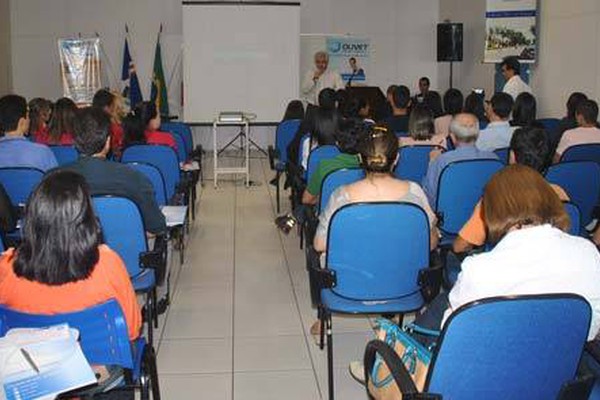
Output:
[{"xmin": 156, "ymin": 154, "xmax": 373, "ymax": 399}]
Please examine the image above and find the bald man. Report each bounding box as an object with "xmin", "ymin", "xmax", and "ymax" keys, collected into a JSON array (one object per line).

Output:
[
  {"xmin": 301, "ymin": 51, "xmax": 344, "ymax": 105},
  {"xmin": 422, "ymin": 113, "xmax": 499, "ymax": 206}
]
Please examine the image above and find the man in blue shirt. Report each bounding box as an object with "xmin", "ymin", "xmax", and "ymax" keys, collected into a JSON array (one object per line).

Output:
[
  {"xmin": 422, "ymin": 113, "xmax": 498, "ymax": 206},
  {"xmin": 476, "ymin": 92, "xmax": 515, "ymax": 151},
  {"xmin": 0, "ymin": 95, "xmax": 57, "ymax": 171}
]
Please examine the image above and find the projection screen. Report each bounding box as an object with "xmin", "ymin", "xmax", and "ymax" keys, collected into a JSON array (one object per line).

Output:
[{"xmin": 182, "ymin": 1, "xmax": 300, "ymax": 123}]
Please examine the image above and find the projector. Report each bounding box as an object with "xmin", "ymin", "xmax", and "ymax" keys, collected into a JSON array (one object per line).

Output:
[{"xmin": 218, "ymin": 111, "xmax": 245, "ymax": 123}]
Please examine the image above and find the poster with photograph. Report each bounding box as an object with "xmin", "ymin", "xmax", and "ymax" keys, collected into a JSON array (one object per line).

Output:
[
  {"xmin": 326, "ymin": 37, "xmax": 370, "ymax": 85},
  {"xmin": 58, "ymin": 38, "xmax": 102, "ymax": 105},
  {"xmin": 484, "ymin": 0, "xmax": 537, "ymax": 63}
]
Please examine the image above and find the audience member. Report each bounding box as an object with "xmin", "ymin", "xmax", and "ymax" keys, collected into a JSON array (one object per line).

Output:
[
  {"xmin": 61, "ymin": 108, "xmax": 166, "ymax": 234},
  {"xmin": 435, "ymin": 88, "xmax": 464, "ymax": 137},
  {"xmin": 399, "ymin": 103, "xmax": 446, "ymax": 149},
  {"xmin": 0, "ymin": 95, "xmax": 57, "ymax": 171},
  {"xmin": 314, "ymin": 125, "xmax": 438, "ymax": 253},
  {"xmin": 463, "ymin": 92, "xmax": 488, "ymax": 126},
  {"xmin": 93, "ymin": 89, "xmax": 126, "ymax": 157},
  {"xmin": 27, "ymin": 98, "xmax": 52, "ymax": 138},
  {"xmin": 501, "ymin": 56, "xmax": 533, "ymax": 99},
  {"xmin": 123, "ymin": 101, "xmax": 177, "ymax": 151},
  {"xmin": 35, "ymin": 97, "xmax": 76, "ymax": 145},
  {"xmin": 384, "ymin": 84, "xmax": 398, "ymax": 119},
  {"xmin": 476, "ymin": 92, "xmax": 515, "ymax": 151},
  {"xmin": 301, "ymin": 51, "xmax": 344, "ymax": 105},
  {"xmin": 335, "ymin": 89, "xmax": 349, "ymax": 117},
  {"xmin": 422, "ymin": 113, "xmax": 498, "ymax": 206},
  {"xmin": 510, "ymin": 92, "xmax": 539, "ymax": 128},
  {"xmin": 0, "ymin": 170, "xmax": 142, "ymax": 340},
  {"xmin": 454, "ymin": 126, "xmax": 568, "ymax": 253},
  {"xmin": 423, "ymin": 90, "xmax": 444, "ymax": 118},
  {"xmin": 302, "ymin": 118, "xmax": 364, "ymax": 205},
  {"xmin": 342, "ymin": 96, "xmax": 373, "ymax": 123},
  {"xmin": 554, "ymin": 99, "xmax": 600, "ymax": 162},
  {"xmin": 413, "ymin": 77, "xmax": 430, "ymax": 104},
  {"xmin": 384, "ymin": 85, "xmax": 411, "ymax": 135},
  {"xmin": 300, "ymin": 91, "xmax": 339, "ymax": 170},
  {"xmin": 282, "ymin": 100, "xmax": 305, "ymax": 121},
  {"xmin": 549, "ymin": 92, "xmax": 588, "ymax": 153}
]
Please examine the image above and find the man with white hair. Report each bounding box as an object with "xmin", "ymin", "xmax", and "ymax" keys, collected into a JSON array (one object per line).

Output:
[
  {"xmin": 422, "ymin": 113, "xmax": 499, "ymax": 206},
  {"xmin": 301, "ymin": 51, "xmax": 344, "ymax": 105}
]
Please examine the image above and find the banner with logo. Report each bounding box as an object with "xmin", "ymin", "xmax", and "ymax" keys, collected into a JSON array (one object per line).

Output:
[
  {"xmin": 58, "ymin": 38, "xmax": 102, "ymax": 105},
  {"xmin": 484, "ymin": 0, "xmax": 537, "ymax": 63},
  {"xmin": 326, "ymin": 37, "xmax": 370, "ymax": 85}
]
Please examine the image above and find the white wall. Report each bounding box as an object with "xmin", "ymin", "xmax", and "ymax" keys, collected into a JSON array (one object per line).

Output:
[
  {"xmin": 0, "ymin": 0, "xmax": 11, "ymax": 95},
  {"xmin": 8, "ymin": 0, "xmax": 440, "ymax": 149},
  {"xmin": 439, "ymin": 0, "xmax": 600, "ymax": 118}
]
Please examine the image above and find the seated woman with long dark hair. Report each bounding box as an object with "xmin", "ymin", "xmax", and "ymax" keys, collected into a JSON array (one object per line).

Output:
[
  {"xmin": 0, "ymin": 170, "xmax": 141, "ymax": 341},
  {"xmin": 123, "ymin": 101, "xmax": 177, "ymax": 151},
  {"xmin": 34, "ymin": 97, "xmax": 77, "ymax": 145}
]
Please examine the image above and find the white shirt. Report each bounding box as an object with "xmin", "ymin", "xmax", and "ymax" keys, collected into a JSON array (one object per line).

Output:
[
  {"xmin": 301, "ymin": 68, "xmax": 345, "ymax": 105},
  {"xmin": 476, "ymin": 120, "xmax": 516, "ymax": 151},
  {"xmin": 502, "ymin": 75, "xmax": 533, "ymax": 100},
  {"xmin": 445, "ymin": 225, "xmax": 600, "ymax": 340}
]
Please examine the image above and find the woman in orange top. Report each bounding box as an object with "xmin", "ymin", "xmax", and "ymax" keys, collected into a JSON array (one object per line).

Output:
[
  {"xmin": 35, "ymin": 97, "xmax": 77, "ymax": 145},
  {"xmin": 0, "ymin": 170, "xmax": 141, "ymax": 340},
  {"xmin": 123, "ymin": 101, "xmax": 177, "ymax": 151}
]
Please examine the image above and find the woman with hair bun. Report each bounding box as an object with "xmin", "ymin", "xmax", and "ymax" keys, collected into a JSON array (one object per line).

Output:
[{"xmin": 313, "ymin": 124, "xmax": 438, "ymax": 253}]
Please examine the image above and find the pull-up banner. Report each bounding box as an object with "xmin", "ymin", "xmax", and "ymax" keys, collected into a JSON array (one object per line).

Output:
[
  {"xmin": 484, "ymin": 0, "xmax": 537, "ymax": 63},
  {"xmin": 58, "ymin": 38, "xmax": 102, "ymax": 105}
]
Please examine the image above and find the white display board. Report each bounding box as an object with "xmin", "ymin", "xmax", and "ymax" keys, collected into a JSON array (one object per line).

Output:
[{"xmin": 182, "ymin": 1, "xmax": 300, "ymax": 123}]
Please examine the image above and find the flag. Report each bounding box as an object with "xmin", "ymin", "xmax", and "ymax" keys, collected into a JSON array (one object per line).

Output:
[
  {"xmin": 150, "ymin": 24, "xmax": 169, "ymax": 116},
  {"xmin": 121, "ymin": 25, "xmax": 143, "ymax": 108}
]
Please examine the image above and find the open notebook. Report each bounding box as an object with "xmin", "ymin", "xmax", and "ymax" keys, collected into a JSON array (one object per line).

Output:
[{"xmin": 161, "ymin": 206, "xmax": 188, "ymax": 227}]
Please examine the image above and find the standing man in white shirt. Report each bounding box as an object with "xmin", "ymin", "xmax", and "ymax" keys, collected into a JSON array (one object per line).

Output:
[
  {"xmin": 301, "ymin": 51, "xmax": 345, "ymax": 105},
  {"xmin": 501, "ymin": 56, "xmax": 533, "ymax": 100}
]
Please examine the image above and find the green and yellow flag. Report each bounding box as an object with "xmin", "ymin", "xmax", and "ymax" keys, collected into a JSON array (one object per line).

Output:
[{"xmin": 151, "ymin": 24, "xmax": 169, "ymax": 117}]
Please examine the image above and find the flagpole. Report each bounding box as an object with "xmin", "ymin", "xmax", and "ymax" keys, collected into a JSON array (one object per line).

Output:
[{"xmin": 95, "ymin": 32, "xmax": 121, "ymax": 91}]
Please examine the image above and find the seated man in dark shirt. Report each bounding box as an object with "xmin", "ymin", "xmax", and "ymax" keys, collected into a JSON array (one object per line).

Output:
[
  {"xmin": 61, "ymin": 108, "xmax": 166, "ymax": 234},
  {"xmin": 384, "ymin": 85, "xmax": 411, "ymax": 135}
]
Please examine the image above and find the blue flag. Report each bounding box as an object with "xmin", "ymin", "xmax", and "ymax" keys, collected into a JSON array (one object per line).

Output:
[{"xmin": 121, "ymin": 27, "xmax": 143, "ymax": 107}]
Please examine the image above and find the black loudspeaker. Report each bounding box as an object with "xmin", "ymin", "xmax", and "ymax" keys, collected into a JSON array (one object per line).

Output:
[{"xmin": 437, "ymin": 23, "xmax": 463, "ymax": 62}]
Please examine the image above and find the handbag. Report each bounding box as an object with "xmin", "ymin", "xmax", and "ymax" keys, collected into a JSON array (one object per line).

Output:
[{"xmin": 367, "ymin": 318, "xmax": 432, "ymax": 400}]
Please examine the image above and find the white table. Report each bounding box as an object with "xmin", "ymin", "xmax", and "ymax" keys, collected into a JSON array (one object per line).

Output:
[{"xmin": 212, "ymin": 118, "xmax": 250, "ymax": 188}]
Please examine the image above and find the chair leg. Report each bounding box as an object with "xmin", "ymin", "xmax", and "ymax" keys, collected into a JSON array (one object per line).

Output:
[
  {"xmin": 276, "ymin": 178, "xmax": 281, "ymax": 214},
  {"xmin": 319, "ymin": 307, "xmax": 325, "ymax": 350},
  {"xmin": 145, "ymin": 345, "xmax": 161, "ymax": 400},
  {"xmin": 146, "ymin": 295, "xmax": 154, "ymax": 347},
  {"xmin": 326, "ymin": 314, "xmax": 334, "ymax": 400},
  {"xmin": 152, "ymin": 288, "xmax": 159, "ymax": 329},
  {"xmin": 299, "ymin": 222, "xmax": 304, "ymax": 250}
]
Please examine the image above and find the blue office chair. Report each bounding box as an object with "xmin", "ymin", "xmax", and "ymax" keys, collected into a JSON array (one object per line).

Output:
[
  {"xmin": 126, "ymin": 162, "xmax": 168, "ymax": 206},
  {"xmin": 395, "ymin": 145, "xmax": 445, "ymax": 183},
  {"xmin": 161, "ymin": 122, "xmax": 193, "ymax": 155},
  {"xmin": 539, "ymin": 118, "xmax": 561, "ymax": 133},
  {"xmin": 49, "ymin": 145, "xmax": 79, "ymax": 166},
  {"xmin": 306, "ymin": 145, "xmax": 341, "ymax": 184},
  {"xmin": 92, "ymin": 196, "xmax": 168, "ymax": 346},
  {"xmin": 0, "ymin": 300, "xmax": 160, "ymax": 399},
  {"xmin": 167, "ymin": 131, "xmax": 187, "ymax": 163},
  {"xmin": 365, "ymin": 294, "xmax": 591, "ymax": 400},
  {"xmin": 493, "ymin": 147, "xmax": 510, "ymax": 164},
  {"xmin": 122, "ymin": 145, "xmax": 182, "ymax": 202},
  {"xmin": 317, "ymin": 202, "xmax": 430, "ymax": 400},
  {"xmin": 546, "ymin": 161, "xmax": 600, "ymax": 227},
  {"xmin": 564, "ymin": 201, "xmax": 582, "ymax": 236},
  {"xmin": 560, "ymin": 143, "xmax": 600, "ymax": 164},
  {"xmin": 435, "ymin": 159, "xmax": 504, "ymax": 243},
  {"xmin": 269, "ymin": 119, "xmax": 302, "ymax": 213},
  {"xmin": 318, "ymin": 168, "xmax": 365, "ymax": 214},
  {"xmin": 0, "ymin": 167, "xmax": 45, "ymax": 206}
]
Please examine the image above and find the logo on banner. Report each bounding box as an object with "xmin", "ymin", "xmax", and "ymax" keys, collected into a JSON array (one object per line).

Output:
[{"xmin": 325, "ymin": 37, "xmax": 370, "ymax": 85}]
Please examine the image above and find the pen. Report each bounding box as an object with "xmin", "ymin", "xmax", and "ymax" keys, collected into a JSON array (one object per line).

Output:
[{"xmin": 20, "ymin": 348, "xmax": 40, "ymax": 374}]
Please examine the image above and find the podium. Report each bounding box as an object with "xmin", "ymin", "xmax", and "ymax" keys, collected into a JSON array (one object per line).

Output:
[
  {"xmin": 346, "ymin": 86, "xmax": 387, "ymax": 122},
  {"xmin": 212, "ymin": 116, "xmax": 250, "ymax": 188}
]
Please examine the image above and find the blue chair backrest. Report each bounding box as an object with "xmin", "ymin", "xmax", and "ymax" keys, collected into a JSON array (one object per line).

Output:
[
  {"xmin": 126, "ymin": 162, "xmax": 167, "ymax": 206},
  {"xmin": 436, "ymin": 159, "xmax": 504, "ymax": 235},
  {"xmin": 0, "ymin": 168, "xmax": 44, "ymax": 206},
  {"xmin": 92, "ymin": 196, "xmax": 148, "ymax": 278},
  {"xmin": 539, "ymin": 118, "xmax": 561, "ymax": 133},
  {"xmin": 49, "ymin": 146, "xmax": 78, "ymax": 166},
  {"xmin": 427, "ymin": 295, "xmax": 591, "ymax": 400},
  {"xmin": 166, "ymin": 131, "xmax": 187, "ymax": 163},
  {"xmin": 275, "ymin": 119, "xmax": 302, "ymax": 167},
  {"xmin": 395, "ymin": 145, "xmax": 444, "ymax": 183},
  {"xmin": 560, "ymin": 143, "xmax": 600, "ymax": 164},
  {"xmin": 319, "ymin": 168, "xmax": 364, "ymax": 214},
  {"xmin": 326, "ymin": 202, "xmax": 429, "ymax": 300},
  {"xmin": 493, "ymin": 147, "xmax": 509, "ymax": 164},
  {"xmin": 161, "ymin": 122, "xmax": 193, "ymax": 154},
  {"xmin": 122, "ymin": 145, "xmax": 180, "ymax": 200},
  {"xmin": 0, "ymin": 300, "xmax": 134, "ymax": 369},
  {"xmin": 564, "ymin": 201, "xmax": 582, "ymax": 236},
  {"xmin": 306, "ymin": 145, "xmax": 341, "ymax": 183},
  {"xmin": 546, "ymin": 161, "xmax": 600, "ymax": 226}
]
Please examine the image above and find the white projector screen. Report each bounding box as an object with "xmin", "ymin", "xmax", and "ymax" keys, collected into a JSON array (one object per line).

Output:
[{"xmin": 182, "ymin": 1, "xmax": 300, "ymax": 123}]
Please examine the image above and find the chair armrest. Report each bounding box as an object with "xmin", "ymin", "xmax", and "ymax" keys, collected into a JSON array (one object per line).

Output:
[
  {"xmin": 556, "ymin": 375, "xmax": 594, "ymax": 400},
  {"xmin": 139, "ymin": 235, "xmax": 168, "ymax": 285},
  {"xmin": 267, "ymin": 145, "xmax": 279, "ymax": 170},
  {"xmin": 309, "ymin": 263, "xmax": 336, "ymax": 289}
]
